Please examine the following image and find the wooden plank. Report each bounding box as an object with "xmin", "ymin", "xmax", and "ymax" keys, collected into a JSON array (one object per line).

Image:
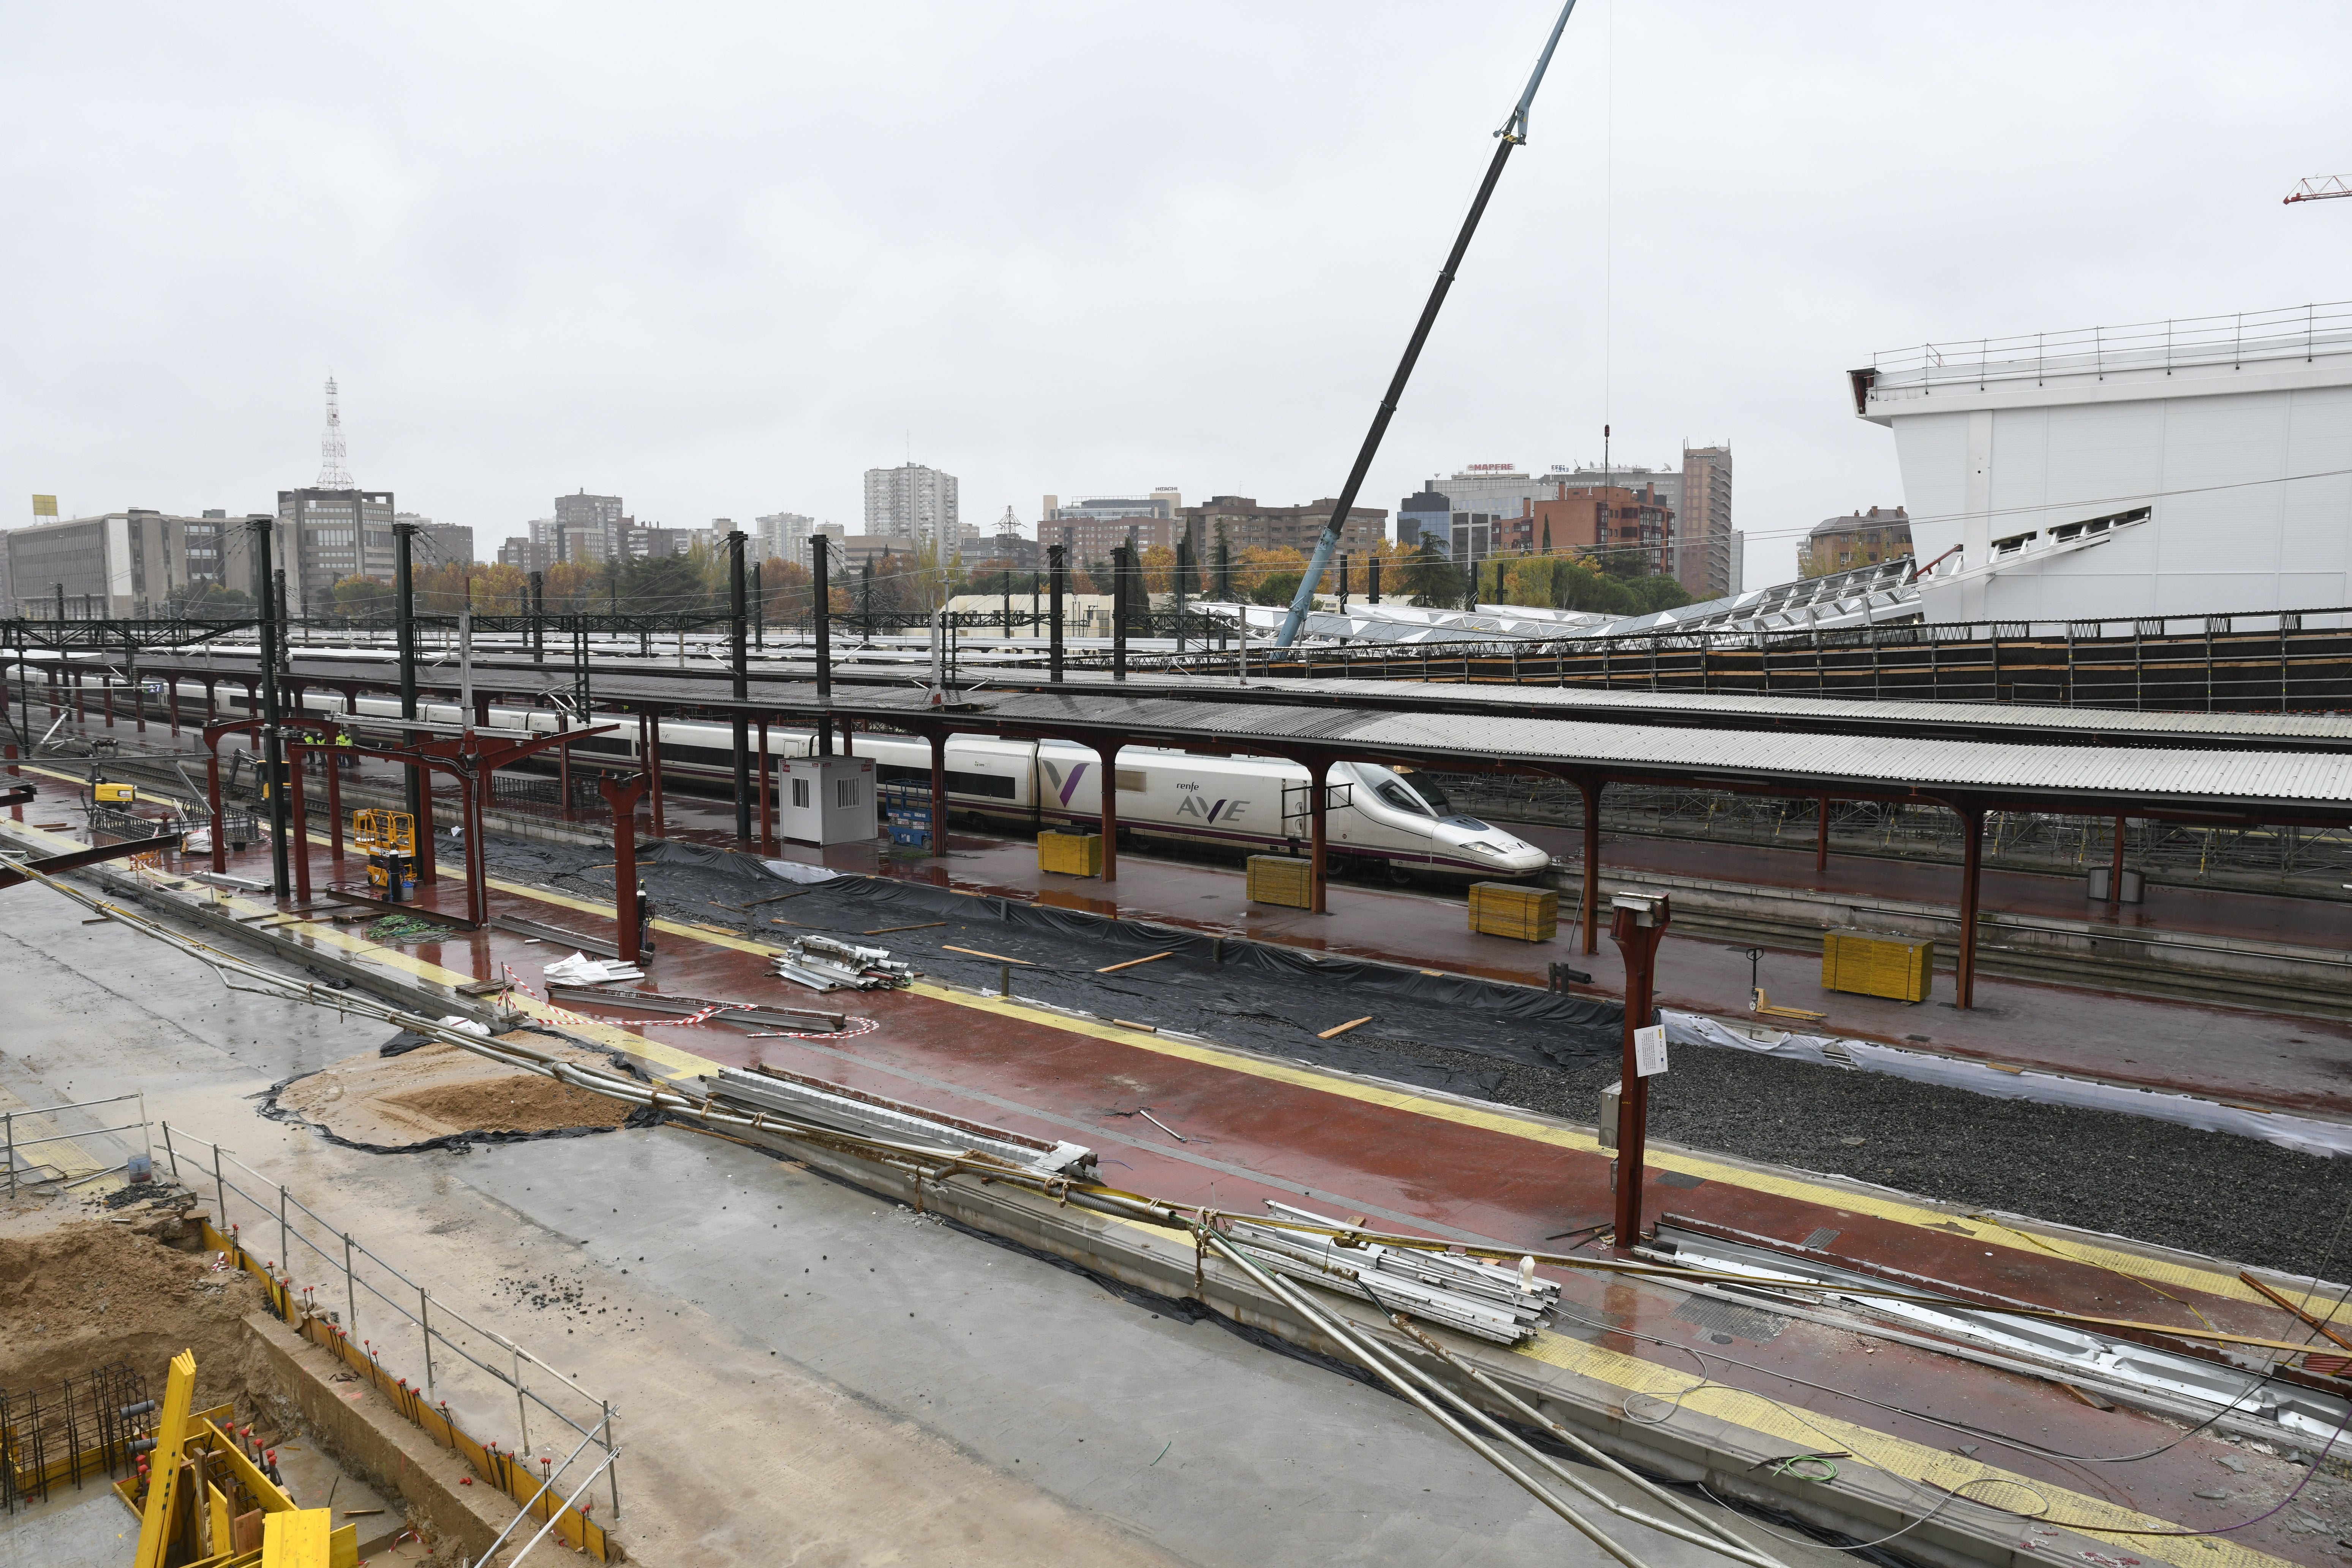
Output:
[
  {"xmin": 1096, "ymin": 950, "xmax": 1174, "ymax": 974},
  {"xmin": 1317, "ymin": 1016, "xmax": 1374, "ymax": 1039},
  {"xmin": 943, "ymin": 944, "xmax": 1031, "ymax": 964}
]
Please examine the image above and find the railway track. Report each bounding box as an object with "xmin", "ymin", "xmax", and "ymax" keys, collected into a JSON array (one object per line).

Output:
[{"xmin": 30, "ymin": 741, "xmax": 2352, "ymax": 1024}]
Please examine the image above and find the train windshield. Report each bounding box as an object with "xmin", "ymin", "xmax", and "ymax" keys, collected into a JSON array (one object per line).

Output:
[{"xmin": 1372, "ymin": 769, "xmax": 1449, "ymax": 819}]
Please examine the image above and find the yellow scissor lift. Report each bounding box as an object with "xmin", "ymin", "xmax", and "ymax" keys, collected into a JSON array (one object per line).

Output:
[
  {"xmin": 352, "ymin": 809, "xmax": 416, "ymax": 905},
  {"xmin": 122, "ymin": 1350, "xmax": 352, "ymax": 1568}
]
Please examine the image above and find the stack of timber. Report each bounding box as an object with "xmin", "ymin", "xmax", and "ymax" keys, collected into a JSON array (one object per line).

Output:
[
  {"xmin": 1469, "ymin": 882, "xmax": 1558, "ymax": 942},
  {"xmin": 1821, "ymin": 926, "xmax": 1935, "ymax": 1003},
  {"xmin": 1246, "ymin": 855, "xmax": 1314, "ymax": 909}
]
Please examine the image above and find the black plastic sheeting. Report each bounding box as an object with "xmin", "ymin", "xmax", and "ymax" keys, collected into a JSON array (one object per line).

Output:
[{"xmin": 485, "ymin": 833, "xmax": 1623, "ymax": 1101}]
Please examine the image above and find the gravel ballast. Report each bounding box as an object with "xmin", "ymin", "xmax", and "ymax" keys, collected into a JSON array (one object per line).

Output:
[{"xmin": 482, "ymin": 832, "xmax": 2352, "ymax": 1281}]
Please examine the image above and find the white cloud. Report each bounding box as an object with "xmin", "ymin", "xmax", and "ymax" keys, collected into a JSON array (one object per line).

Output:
[{"xmin": 3, "ymin": 1, "xmax": 2345, "ymax": 588}]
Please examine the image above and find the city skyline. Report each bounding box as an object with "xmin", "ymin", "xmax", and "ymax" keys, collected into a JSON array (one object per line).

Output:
[{"xmin": 3, "ymin": 4, "xmax": 2346, "ymax": 591}]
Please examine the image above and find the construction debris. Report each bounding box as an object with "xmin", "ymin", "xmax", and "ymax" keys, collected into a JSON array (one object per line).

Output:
[
  {"xmin": 1222, "ymin": 1201, "xmax": 1559, "ymax": 1345},
  {"xmin": 705, "ymin": 1064, "xmax": 1093, "ymax": 1179},
  {"xmin": 772, "ymin": 935, "xmax": 917, "ymax": 993},
  {"xmin": 543, "ymin": 952, "xmax": 647, "ymax": 985},
  {"xmin": 543, "ymin": 983, "xmax": 849, "ymax": 1032}
]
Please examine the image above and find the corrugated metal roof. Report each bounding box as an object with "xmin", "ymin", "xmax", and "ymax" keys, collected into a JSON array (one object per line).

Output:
[
  {"xmin": 984, "ymin": 692, "xmax": 2352, "ymax": 808},
  {"xmin": 1236, "ymin": 677, "xmax": 2352, "ymax": 743}
]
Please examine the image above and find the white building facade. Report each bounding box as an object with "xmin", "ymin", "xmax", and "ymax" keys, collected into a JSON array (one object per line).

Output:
[{"xmin": 1855, "ymin": 302, "xmax": 2352, "ymax": 623}]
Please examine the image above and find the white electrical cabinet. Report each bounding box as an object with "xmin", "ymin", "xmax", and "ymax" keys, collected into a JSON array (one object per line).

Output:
[{"xmin": 776, "ymin": 756, "xmax": 876, "ymax": 846}]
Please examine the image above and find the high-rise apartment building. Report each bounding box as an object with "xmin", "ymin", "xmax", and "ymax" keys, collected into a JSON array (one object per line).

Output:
[
  {"xmin": 864, "ymin": 463, "xmax": 959, "ymax": 554},
  {"xmin": 754, "ymin": 511, "xmax": 816, "ymax": 565},
  {"xmin": 1676, "ymin": 445, "xmax": 1735, "ymax": 598}
]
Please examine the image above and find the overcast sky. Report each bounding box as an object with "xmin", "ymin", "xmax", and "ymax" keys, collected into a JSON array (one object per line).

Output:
[{"xmin": 4, "ymin": 2, "xmax": 2346, "ymax": 589}]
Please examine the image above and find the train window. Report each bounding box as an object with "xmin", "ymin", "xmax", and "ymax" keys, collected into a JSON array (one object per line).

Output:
[
  {"xmin": 669, "ymin": 744, "xmax": 731, "ymax": 767},
  {"xmin": 571, "ymin": 737, "xmax": 632, "ymax": 756},
  {"xmin": 1375, "ymin": 781, "xmax": 1434, "ymax": 817},
  {"xmin": 879, "ymin": 762, "xmax": 1017, "ymax": 799}
]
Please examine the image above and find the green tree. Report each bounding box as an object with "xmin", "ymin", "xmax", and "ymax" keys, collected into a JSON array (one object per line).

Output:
[
  {"xmin": 169, "ymin": 582, "xmax": 254, "ymax": 618},
  {"xmin": 1251, "ymin": 571, "xmax": 1302, "ymax": 606},
  {"xmin": 331, "ymin": 575, "xmax": 396, "ymax": 620},
  {"xmin": 1393, "ymin": 540, "xmax": 1466, "ymax": 607},
  {"xmin": 623, "ymin": 552, "xmax": 710, "ymax": 613}
]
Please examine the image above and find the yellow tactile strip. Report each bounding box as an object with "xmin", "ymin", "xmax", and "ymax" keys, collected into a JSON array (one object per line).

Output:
[
  {"xmin": 5, "ymin": 793, "xmax": 2322, "ymax": 1314},
  {"xmin": 3, "ymin": 808, "xmax": 2278, "ymax": 1565}
]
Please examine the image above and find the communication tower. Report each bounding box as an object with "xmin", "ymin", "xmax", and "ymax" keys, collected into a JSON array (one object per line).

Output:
[{"xmin": 317, "ymin": 376, "xmax": 354, "ymax": 487}]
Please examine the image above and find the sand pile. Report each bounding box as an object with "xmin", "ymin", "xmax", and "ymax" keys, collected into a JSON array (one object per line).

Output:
[
  {"xmin": 0, "ymin": 1220, "xmax": 266, "ymax": 1399},
  {"xmin": 274, "ymin": 1037, "xmax": 635, "ymax": 1151}
]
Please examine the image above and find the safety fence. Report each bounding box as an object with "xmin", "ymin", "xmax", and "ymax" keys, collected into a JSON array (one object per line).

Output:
[{"xmin": 150, "ymin": 1121, "xmax": 621, "ymax": 1561}]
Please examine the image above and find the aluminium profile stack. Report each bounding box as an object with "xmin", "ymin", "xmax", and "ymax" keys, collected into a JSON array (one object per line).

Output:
[
  {"xmin": 1225, "ymin": 1207, "xmax": 1557, "ymax": 1345},
  {"xmin": 705, "ymin": 1065, "xmax": 1094, "ymax": 1180}
]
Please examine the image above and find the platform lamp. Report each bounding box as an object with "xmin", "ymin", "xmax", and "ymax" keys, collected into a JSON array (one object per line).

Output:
[{"xmin": 1608, "ymin": 891, "xmax": 1672, "ymax": 1248}]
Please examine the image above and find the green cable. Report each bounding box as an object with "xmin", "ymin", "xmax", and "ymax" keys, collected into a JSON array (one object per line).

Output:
[{"xmin": 1770, "ymin": 1454, "xmax": 1840, "ymax": 1484}]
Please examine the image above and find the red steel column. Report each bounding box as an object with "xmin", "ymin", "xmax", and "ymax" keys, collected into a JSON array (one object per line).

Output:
[
  {"xmin": 208, "ymin": 750, "xmax": 226, "ymax": 873},
  {"xmin": 169, "ymin": 680, "xmax": 179, "ymax": 737},
  {"xmin": 1815, "ymin": 795, "xmax": 1830, "ymax": 874},
  {"xmin": 1578, "ymin": 775, "xmax": 1603, "ymax": 956},
  {"xmin": 1957, "ymin": 803, "xmax": 1984, "ymax": 1009},
  {"xmin": 598, "ymin": 773, "xmax": 650, "ymax": 964},
  {"xmin": 1610, "ymin": 893, "xmax": 1672, "ymax": 1247},
  {"xmin": 1094, "ymin": 741, "xmax": 1120, "ymax": 883},
  {"xmin": 2109, "ymin": 815, "xmax": 2127, "ymax": 913},
  {"xmin": 928, "ymin": 730, "xmax": 949, "ymax": 858},
  {"xmin": 287, "ymin": 742, "xmax": 312, "ymax": 904},
  {"xmin": 1307, "ymin": 756, "xmax": 1331, "ymax": 914}
]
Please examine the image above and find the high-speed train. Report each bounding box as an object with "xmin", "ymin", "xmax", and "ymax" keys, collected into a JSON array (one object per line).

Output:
[{"xmin": 91, "ymin": 669, "xmax": 1551, "ymax": 882}]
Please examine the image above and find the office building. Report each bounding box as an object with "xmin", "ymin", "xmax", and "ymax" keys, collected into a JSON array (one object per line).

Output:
[
  {"xmin": 864, "ymin": 463, "xmax": 958, "ymax": 553},
  {"xmin": 397, "ymin": 512, "xmax": 475, "ymax": 567},
  {"xmin": 6, "ymin": 508, "xmax": 245, "ymax": 618},
  {"xmin": 274, "ymin": 488, "xmax": 398, "ymax": 614},
  {"xmin": 1857, "ymin": 301, "xmax": 2352, "ymax": 620},
  {"xmin": 1041, "ymin": 489, "xmax": 1183, "ymax": 528},
  {"xmin": 1177, "ymin": 497, "xmax": 1387, "ymax": 560},
  {"xmin": 1397, "ymin": 486, "xmax": 1453, "ymax": 550},
  {"xmin": 1799, "ymin": 507, "xmax": 1913, "ymax": 579}
]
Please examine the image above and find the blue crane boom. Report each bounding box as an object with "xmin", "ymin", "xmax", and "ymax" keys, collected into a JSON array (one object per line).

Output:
[{"xmin": 1274, "ymin": 0, "xmax": 1581, "ymax": 649}]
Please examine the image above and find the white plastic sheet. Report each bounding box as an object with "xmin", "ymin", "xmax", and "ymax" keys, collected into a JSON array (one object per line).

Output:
[{"xmin": 1662, "ymin": 1009, "xmax": 2352, "ymax": 1160}]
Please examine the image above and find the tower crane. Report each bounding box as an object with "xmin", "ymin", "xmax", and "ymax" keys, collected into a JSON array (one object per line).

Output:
[{"xmin": 2285, "ymin": 175, "xmax": 2351, "ymax": 204}]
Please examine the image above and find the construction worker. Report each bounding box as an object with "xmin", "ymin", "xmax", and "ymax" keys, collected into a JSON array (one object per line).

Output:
[{"xmin": 636, "ymin": 882, "xmax": 656, "ymax": 956}]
